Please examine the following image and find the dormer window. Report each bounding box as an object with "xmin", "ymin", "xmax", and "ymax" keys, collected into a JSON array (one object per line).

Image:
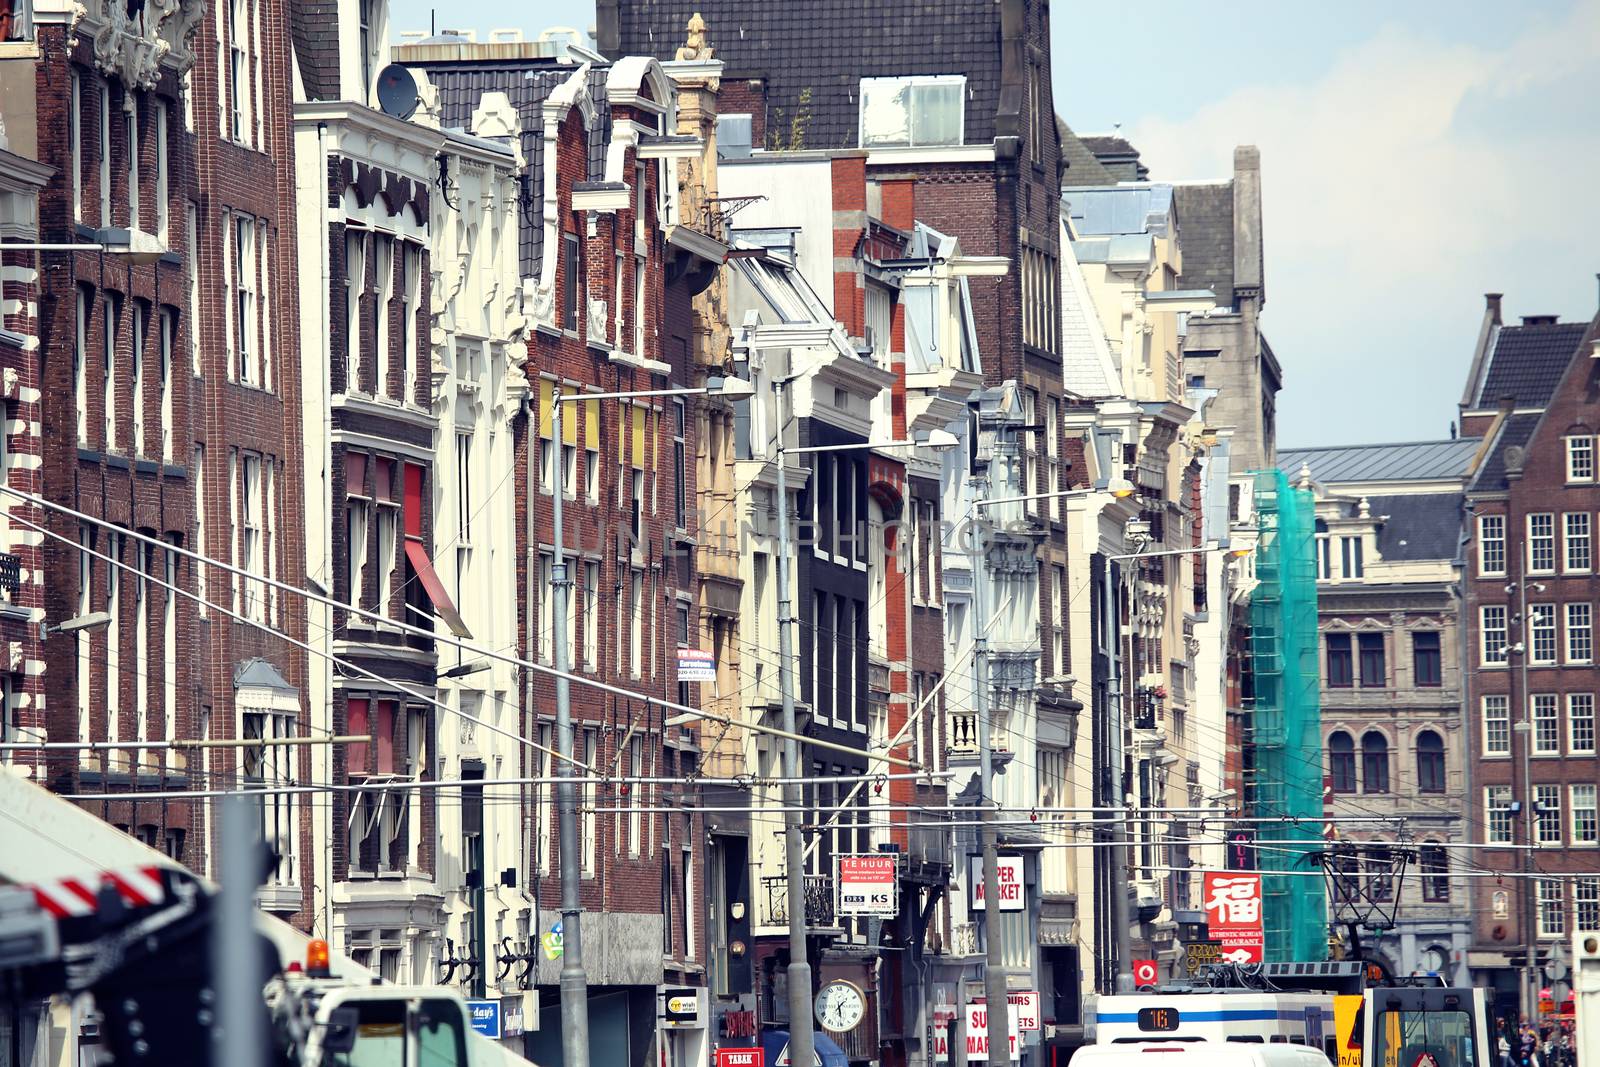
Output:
[{"xmin": 858, "ymin": 75, "xmax": 964, "ymax": 148}]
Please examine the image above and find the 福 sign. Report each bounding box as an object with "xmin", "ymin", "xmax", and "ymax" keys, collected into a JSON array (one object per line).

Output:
[
  {"xmin": 677, "ymin": 648, "xmax": 717, "ymax": 682},
  {"xmin": 1202, "ymin": 871, "xmax": 1264, "ymax": 963},
  {"xmin": 968, "ymin": 853, "xmax": 1025, "ymax": 912},
  {"xmin": 836, "ymin": 854, "xmax": 898, "ymax": 917}
]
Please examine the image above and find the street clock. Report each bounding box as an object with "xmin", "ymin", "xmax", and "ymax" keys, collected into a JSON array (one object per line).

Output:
[{"xmin": 814, "ymin": 979, "xmax": 866, "ymax": 1033}]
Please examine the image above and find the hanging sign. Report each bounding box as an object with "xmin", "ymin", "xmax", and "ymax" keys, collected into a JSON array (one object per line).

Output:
[
  {"xmin": 1203, "ymin": 871, "xmax": 1264, "ymax": 963},
  {"xmin": 836, "ymin": 854, "xmax": 898, "ymax": 917},
  {"xmin": 967, "ymin": 853, "xmax": 1026, "ymax": 912},
  {"xmin": 677, "ymin": 649, "xmax": 717, "ymax": 682}
]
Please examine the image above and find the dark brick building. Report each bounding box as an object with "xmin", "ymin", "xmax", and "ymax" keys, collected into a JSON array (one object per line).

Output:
[
  {"xmin": 9, "ymin": 0, "xmax": 311, "ymax": 931},
  {"xmin": 1458, "ymin": 293, "xmax": 1600, "ymax": 1013}
]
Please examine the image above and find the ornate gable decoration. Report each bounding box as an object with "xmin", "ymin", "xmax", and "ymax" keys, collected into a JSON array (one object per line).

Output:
[{"xmin": 90, "ymin": 0, "xmax": 206, "ymax": 91}]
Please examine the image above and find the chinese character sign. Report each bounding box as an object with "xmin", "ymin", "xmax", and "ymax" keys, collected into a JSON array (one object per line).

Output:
[{"xmin": 1202, "ymin": 871, "xmax": 1263, "ymax": 963}]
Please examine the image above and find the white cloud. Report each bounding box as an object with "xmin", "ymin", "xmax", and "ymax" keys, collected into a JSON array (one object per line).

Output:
[{"xmin": 1129, "ymin": 3, "xmax": 1600, "ymax": 444}]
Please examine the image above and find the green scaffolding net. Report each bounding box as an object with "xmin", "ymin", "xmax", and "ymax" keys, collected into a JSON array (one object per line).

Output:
[{"xmin": 1247, "ymin": 468, "xmax": 1327, "ymax": 961}]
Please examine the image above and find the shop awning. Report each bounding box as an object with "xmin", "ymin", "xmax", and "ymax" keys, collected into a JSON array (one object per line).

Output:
[
  {"xmin": 761, "ymin": 1030, "xmax": 848, "ymax": 1067},
  {"xmin": 403, "ymin": 539, "xmax": 472, "ymax": 639}
]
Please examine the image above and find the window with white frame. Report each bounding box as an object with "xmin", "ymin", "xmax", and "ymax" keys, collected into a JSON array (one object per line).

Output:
[
  {"xmin": 1478, "ymin": 604, "xmax": 1504, "ymax": 662},
  {"xmin": 344, "ymin": 229, "xmax": 366, "ymax": 391},
  {"xmin": 535, "ymin": 722, "xmax": 552, "ymax": 875},
  {"xmin": 260, "ymin": 238, "xmax": 272, "ymax": 392},
  {"xmin": 162, "ymin": 543, "xmax": 177, "ymax": 767},
  {"xmin": 101, "ymin": 293, "xmax": 119, "ymax": 451},
  {"xmin": 373, "ymin": 460, "xmax": 397, "ymax": 620},
  {"xmin": 1570, "ymin": 693, "xmax": 1596, "ymax": 754},
  {"xmin": 1578, "ymin": 879, "xmax": 1600, "ymax": 930},
  {"xmin": 1340, "ymin": 536, "xmax": 1364, "ymax": 579},
  {"xmin": 1483, "ymin": 694, "xmax": 1511, "ymax": 756},
  {"xmin": 186, "ymin": 205, "xmax": 201, "ymax": 376},
  {"xmin": 263, "ymin": 460, "xmax": 277, "ymax": 623},
  {"xmin": 400, "ymin": 243, "xmax": 419, "ymax": 404},
  {"xmin": 154, "ymin": 100, "xmax": 169, "ymax": 241},
  {"xmin": 1480, "ymin": 604, "xmax": 1509, "ymax": 665},
  {"xmin": 582, "ymin": 560, "xmax": 599, "ymax": 671},
  {"xmin": 125, "ymin": 99, "xmax": 139, "ymax": 232},
  {"xmin": 629, "ymin": 568, "xmax": 643, "ymax": 678},
  {"xmin": 1537, "ymin": 879, "xmax": 1565, "ymax": 938},
  {"xmin": 1528, "ymin": 513, "xmax": 1556, "ymax": 574},
  {"xmin": 241, "ymin": 698, "xmax": 298, "ymax": 886},
  {"xmin": 1574, "ymin": 784, "xmax": 1598, "ymax": 845},
  {"xmin": 1053, "ymin": 564, "xmax": 1066, "ymax": 677},
  {"xmin": 234, "ymin": 216, "xmax": 255, "ymax": 383},
  {"xmin": 75, "ymin": 526, "xmax": 95, "ymax": 758},
  {"xmin": 1533, "ymin": 693, "xmax": 1561, "ymax": 755},
  {"xmin": 1537, "ymin": 783, "xmax": 1563, "ymax": 844},
  {"xmin": 158, "ymin": 308, "xmax": 174, "ymax": 462},
  {"xmin": 105, "ymin": 531, "xmax": 122, "ymax": 744},
  {"xmin": 1486, "ymin": 785, "xmax": 1514, "ymax": 844},
  {"xmin": 345, "ymin": 453, "xmax": 369, "ymax": 609},
  {"xmin": 134, "ymin": 540, "xmax": 149, "ymax": 745},
  {"xmin": 1568, "ymin": 435, "xmax": 1596, "ymax": 483},
  {"xmin": 131, "ymin": 301, "xmax": 147, "ymax": 456},
  {"xmin": 1022, "ymin": 388, "xmax": 1038, "ymax": 516},
  {"xmin": 1478, "ymin": 514, "xmax": 1506, "ymax": 576},
  {"xmin": 537, "ymin": 552, "xmax": 553, "ymax": 663},
  {"xmin": 241, "ymin": 454, "xmax": 263, "ymax": 620},
  {"xmin": 404, "ymin": 706, "xmax": 427, "ymax": 871},
  {"xmin": 1046, "ymin": 395, "xmax": 1061, "ymax": 520},
  {"xmin": 1530, "ymin": 603, "xmax": 1557, "ymax": 664},
  {"xmin": 1568, "ymin": 603, "xmax": 1593, "ymax": 664},
  {"xmin": 627, "ymin": 737, "xmax": 642, "ymax": 856},
  {"xmin": 580, "ymin": 727, "xmax": 597, "ymax": 877},
  {"xmin": 1566, "ymin": 513, "xmax": 1592, "ymax": 572},
  {"xmin": 69, "ymin": 73, "xmax": 82, "ymax": 222},
  {"xmin": 858, "ymin": 74, "xmax": 965, "ymax": 147},
  {"xmin": 193, "ymin": 445, "xmax": 207, "ymax": 614},
  {"xmin": 672, "ymin": 399, "xmax": 686, "ymax": 530},
  {"xmin": 97, "ymin": 81, "xmax": 111, "ymax": 228},
  {"xmin": 74, "ymin": 286, "xmax": 89, "ymax": 444},
  {"xmin": 227, "ymin": 0, "xmax": 252, "ymax": 143}
]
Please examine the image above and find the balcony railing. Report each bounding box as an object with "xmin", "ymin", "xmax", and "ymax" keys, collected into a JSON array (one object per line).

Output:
[
  {"xmin": 762, "ymin": 874, "xmax": 835, "ymax": 929},
  {"xmin": 949, "ymin": 712, "xmax": 978, "ymax": 758},
  {"xmin": 0, "ymin": 552, "xmax": 20, "ymax": 596}
]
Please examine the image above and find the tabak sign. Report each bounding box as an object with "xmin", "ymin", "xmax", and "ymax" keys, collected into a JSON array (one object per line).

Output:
[{"xmin": 1202, "ymin": 871, "xmax": 1264, "ymax": 964}]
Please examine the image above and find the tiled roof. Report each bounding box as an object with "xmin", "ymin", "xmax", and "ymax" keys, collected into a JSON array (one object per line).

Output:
[
  {"xmin": 1365, "ymin": 493, "xmax": 1464, "ymax": 562},
  {"xmin": 1277, "ymin": 439, "xmax": 1482, "ymax": 484},
  {"xmin": 601, "ymin": 0, "xmax": 1004, "ymax": 150},
  {"xmin": 1172, "ymin": 183, "xmax": 1234, "ymax": 309},
  {"xmin": 1078, "ymin": 133, "xmax": 1146, "ymax": 182},
  {"xmin": 1080, "ymin": 134, "xmax": 1136, "ymax": 157},
  {"xmin": 1469, "ymin": 412, "xmax": 1542, "ymax": 492},
  {"xmin": 1470, "ymin": 321, "xmax": 1590, "ymax": 409},
  {"xmin": 1060, "ymin": 241, "xmax": 1118, "ymax": 397},
  {"xmin": 1059, "ymin": 119, "xmax": 1116, "ymax": 187},
  {"xmin": 409, "ymin": 63, "xmax": 608, "ymax": 279}
]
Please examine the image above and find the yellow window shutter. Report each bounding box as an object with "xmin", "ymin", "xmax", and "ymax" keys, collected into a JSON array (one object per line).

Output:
[
  {"xmin": 561, "ymin": 385, "xmax": 579, "ymax": 445},
  {"xmin": 631, "ymin": 405, "xmax": 646, "ymax": 469},
  {"xmin": 584, "ymin": 398, "xmax": 600, "ymax": 451},
  {"xmin": 538, "ymin": 379, "xmax": 554, "ymax": 440}
]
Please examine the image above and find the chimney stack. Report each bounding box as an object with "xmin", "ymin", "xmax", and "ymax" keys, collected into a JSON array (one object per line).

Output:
[{"xmin": 1485, "ymin": 293, "xmax": 1503, "ymax": 325}]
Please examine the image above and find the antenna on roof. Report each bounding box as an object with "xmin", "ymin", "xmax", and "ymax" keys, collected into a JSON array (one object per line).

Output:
[{"xmin": 376, "ymin": 64, "xmax": 420, "ymax": 120}]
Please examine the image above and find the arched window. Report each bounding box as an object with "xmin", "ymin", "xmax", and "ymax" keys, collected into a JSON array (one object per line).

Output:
[
  {"xmin": 1416, "ymin": 731, "xmax": 1446, "ymax": 793},
  {"xmin": 1420, "ymin": 842, "xmax": 1449, "ymax": 902},
  {"xmin": 1329, "ymin": 731, "xmax": 1356, "ymax": 793},
  {"xmin": 1361, "ymin": 731, "xmax": 1389, "ymax": 794}
]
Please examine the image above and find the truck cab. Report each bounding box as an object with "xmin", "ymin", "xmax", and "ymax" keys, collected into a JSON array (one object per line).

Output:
[{"xmin": 1359, "ymin": 987, "xmax": 1493, "ymax": 1067}]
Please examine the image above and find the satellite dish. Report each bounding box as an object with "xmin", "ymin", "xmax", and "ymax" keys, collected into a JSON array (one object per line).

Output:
[{"xmin": 376, "ymin": 64, "xmax": 419, "ymax": 120}]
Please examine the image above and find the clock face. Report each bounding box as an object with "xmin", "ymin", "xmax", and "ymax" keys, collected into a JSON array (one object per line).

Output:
[{"xmin": 815, "ymin": 980, "xmax": 866, "ymax": 1033}]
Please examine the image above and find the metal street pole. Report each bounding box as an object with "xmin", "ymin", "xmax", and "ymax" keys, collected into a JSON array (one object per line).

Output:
[
  {"xmin": 551, "ymin": 397, "xmax": 591, "ymax": 1067},
  {"xmin": 772, "ymin": 379, "xmax": 816, "ymax": 1067},
  {"xmin": 1519, "ymin": 574, "xmax": 1537, "ymax": 1023},
  {"xmin": 968, "ymin": 460, "xmax": 1010, "ymax": 1067}
]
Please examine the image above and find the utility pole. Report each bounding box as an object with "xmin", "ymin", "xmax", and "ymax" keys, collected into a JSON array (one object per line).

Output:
[
  {"xmin": 968, "ymin": 406, "xmax": 1010, "ymax": 1067},
  {"xmin": 1517, "ymin": 571, "xmax": 1539, "ymax": 1023},
  {"xmin": 551, "ymin": 397, "xmax": 591, "ymax": 1067},
  {"xmin": 771, "ymin": 378, "xmax": 816, "ymax": 1067}
]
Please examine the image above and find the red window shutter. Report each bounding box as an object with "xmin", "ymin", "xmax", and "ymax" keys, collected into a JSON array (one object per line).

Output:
[
  {"xmin": 404, "ymin": 462, "xmax": 424, "ymax": 538},
  {"xmin": 376, "ymin": 457, "xmax": 395, "ymax": 503},
  {"xmin": 347, "ymin": 698, "xmax": 370, "ymax": 774},
  {"xmin": 345, "ymin": 452, "xmax": 367, "ymax": 496},
  {"xmin": 377, "ymin": 701, "xmax": 396, "ymax": 774}
]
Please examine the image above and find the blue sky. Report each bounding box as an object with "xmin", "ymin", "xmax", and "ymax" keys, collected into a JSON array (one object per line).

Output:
[{"xmin": 391, "ymin": 0, "xmax": 1600, "ymax": 447}]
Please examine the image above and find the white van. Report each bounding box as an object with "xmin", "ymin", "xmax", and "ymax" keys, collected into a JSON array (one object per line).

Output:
[{"xmin": 1071, "ymin": 1041, "xmax": 1333, "ymax": 1067}]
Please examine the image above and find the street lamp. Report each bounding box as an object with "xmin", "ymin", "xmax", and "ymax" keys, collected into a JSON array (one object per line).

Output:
[
  {"xmin": 38, "ymin": 611, "xmax": 112, "ymax": 640},
  {"xmin": 0, "ymin": 232, "xmax": 166, "ymax": 265},
  {"xmin": 544, "ymin": 373, "xmax": 754, "ymax": 1067}
]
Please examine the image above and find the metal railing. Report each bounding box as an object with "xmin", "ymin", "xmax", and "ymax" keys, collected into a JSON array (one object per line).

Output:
[
  {"xmin": 0, "ymin": 553, "xmax": 20, "ymax": 596},
  {"xmin": 761, "ymin": 873, "xmax": 835, "ymax": 928}
]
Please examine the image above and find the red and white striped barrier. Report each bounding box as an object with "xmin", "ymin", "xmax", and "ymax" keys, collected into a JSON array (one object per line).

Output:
[{"xmin": 29, "ymin": 866, "xmax": 166, "ymax": 919}]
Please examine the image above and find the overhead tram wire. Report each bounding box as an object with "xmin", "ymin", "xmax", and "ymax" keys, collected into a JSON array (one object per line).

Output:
[{"xmin": 5, "ymin": 487, "xmax": 921, "ymax": 772}]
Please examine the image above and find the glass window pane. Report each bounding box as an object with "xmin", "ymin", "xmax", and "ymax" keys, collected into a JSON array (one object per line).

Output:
[
  {"xmin": 859, "ymin": 78, "xmax": 911, "ymax": 146},
  {"xmin": 912, "ymin": 82, "xmax": 962, "ymax": 146}
]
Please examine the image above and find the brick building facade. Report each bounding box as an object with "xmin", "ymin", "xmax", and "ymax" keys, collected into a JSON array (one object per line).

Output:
[{"xmin": 1459, "ymin": 295, "xmax": 1600, "ymax": 1013}]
